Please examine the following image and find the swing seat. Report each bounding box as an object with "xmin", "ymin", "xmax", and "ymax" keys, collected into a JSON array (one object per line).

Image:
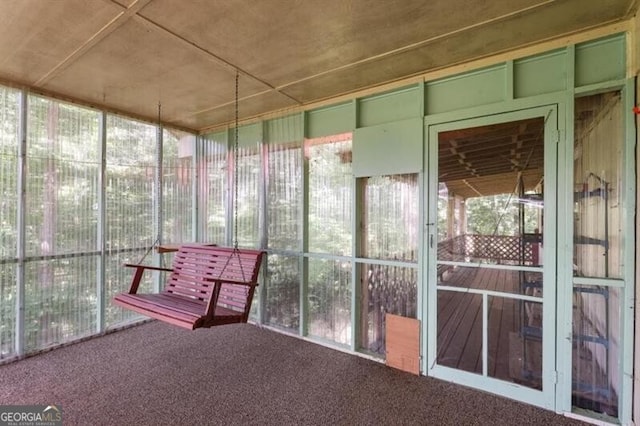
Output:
[{"xmin": 113, "ymin": 244, "xmax": 264, "ymax": 330}]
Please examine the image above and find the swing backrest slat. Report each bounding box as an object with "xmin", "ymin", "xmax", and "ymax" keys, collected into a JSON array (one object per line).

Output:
[{"xmin": 164, "ymin": 244, "xmax": 263, "ymax": 300}]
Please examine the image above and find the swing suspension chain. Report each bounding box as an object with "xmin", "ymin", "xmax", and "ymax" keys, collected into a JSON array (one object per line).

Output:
[
  {"xmin": 234, "ymin": 71, "xmax": 239, "ymax": 250},
  {"xmin": 229, "ymin": 70, "xmax": 247, "ymax": 281},
  {"xmin": 138, "ymin": 103, "xmax": 163, "ymax": 265}
]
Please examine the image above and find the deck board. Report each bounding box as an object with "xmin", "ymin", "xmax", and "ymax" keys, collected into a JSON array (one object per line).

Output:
[
  {"xmin": 437, "ymin": 266, "xmax": 527, "ymax": 381},
  {"xmin": 436, "ymin": 268, "xmax": 479, "ymax": 368},
  {"xmin": 457, "ymin": 267, "xmax": 496, "ymax": 373},
  {"xmin": 486, "ymin": 289, "xmax": 504, "ymax": 376},
  {"xmin": 434, "ymin": 261, "xmax": 616, "ymax": 412}
]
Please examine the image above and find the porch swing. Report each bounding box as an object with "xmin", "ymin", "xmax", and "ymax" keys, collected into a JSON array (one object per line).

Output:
[{"xmin": 113, "ymin": 72, "xmax": 265, "ymax": 330}]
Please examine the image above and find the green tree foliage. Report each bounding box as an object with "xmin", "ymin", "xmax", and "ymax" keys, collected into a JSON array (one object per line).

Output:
[
  {"xmin": 466, "ymin": 193, "xmax": 540, "ymax": 236},
  {"xmin": 0, "ymin": 92, "xmax": 167, "ymax": 354},
  {"xmin": 162, "ymin": 129, "xmax": 194, "ymax": 243},
  {"xmin": 18, "ymin": 96, "xmax": 102, "ymax": 350},
  {"xmin": 264, "ymin": 143, "xmax": 302, "ymax": 330},
  {"xmin": 0, "ymin": 93, "xmax": 424, "ymax": 354},
  {"xmin": 308, "ymin": 141, "xmax": 353, "ymax": 255},
  {"xmin": 0, "ymin": 88, "xmax": 19, "ymax": 357}
]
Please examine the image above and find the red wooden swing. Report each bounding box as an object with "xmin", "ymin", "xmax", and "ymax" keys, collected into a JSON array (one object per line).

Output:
[
  {"xmin": 114, "ymin": 244, "xmax": 264, "ymax": 330},
  {"xmin": 114, "ymin": 73, "xmax": 265, "ymax": 330}
]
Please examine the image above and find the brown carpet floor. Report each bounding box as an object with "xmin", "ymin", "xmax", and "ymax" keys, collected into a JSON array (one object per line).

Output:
[{"xmin": 0, "ymin": 322, "xmax": 585, "ymax": 425}]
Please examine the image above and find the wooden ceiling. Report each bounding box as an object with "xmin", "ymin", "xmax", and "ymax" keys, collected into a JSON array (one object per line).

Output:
[
  {"xmin": 0, "ymin": 0, "xmax": 635, "ymax": 132},
  {"xmin": 439, "ymin": 118, "xmax": 545, "ymax": 198}
]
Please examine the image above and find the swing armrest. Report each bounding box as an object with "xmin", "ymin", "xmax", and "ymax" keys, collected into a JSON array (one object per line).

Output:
[
  {"xmin": 123, "ymin": 263, "xmax": 173, "ymax": 273},
  {"xmin": 123, "ymin": 263, "xmax": 174, "ymax": 294}
]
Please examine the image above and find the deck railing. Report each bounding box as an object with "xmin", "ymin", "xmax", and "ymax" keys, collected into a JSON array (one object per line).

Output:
[{"xmin": 440, "ymin": 233, "xmax": 542, "ymax": 265}]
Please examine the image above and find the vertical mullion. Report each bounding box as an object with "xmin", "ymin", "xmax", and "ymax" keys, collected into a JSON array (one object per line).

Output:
[
  {"xmin": 482, "ymin": 293, "xmax": 488, "ymax": 376},
  {"xmin": 556, "ymin": 45, "xmax": 575, "ymax": 415},
  {"xmin": 619, "ymin": 78, "xmax": 635, "ymax": 425},
  {"xmin": 300, "ymin": 112, "xmax": 309, "ymax": 337},
  {"xmin": 192, "ymin": 135, "xmax": 199, "ymax": 242},
  {"xmin": 261, "ymin": 127, "xmax": 269, "ymax": 252},
  {"xmin": 156, "ymin": 124, "xmax": 163, "ymax": 246},
  {"xmin": 417, "ymin": 169, "xmax": 425, "ymax": 370},
  {"xmin": 506, "ymin": 60, "xmax": 515, "ymax": 101},
  {"xmin": 15, "ymin": 90, "xmax": 27, "ymax": 356},
  {"xmin": 259, "ymin": 125, "xmax": 268, "ymax": 325},
  {"xmin": 416, "ymin": 81, "xmax": 425, "ymax": 352},
  {"xmin": 153, "ymin": 124, "xmax": 163, "ymax": 290},
  {"xmin": 225, "ymin": 129, "xmax": 233, "ymax": 247},
  {"xmin": 351, "ymin": 101, "xmax": 359, "ymax": 351},
  {"xmin": 425, "ymin": 123, "xmax": 439, "ymax": 374},
  {"xmin": 96, "ymin": 112, "xmax": 106, "ymax": 332},
  {"xmin": 351, "ymin": 178, "xmax": 362, "ymax": 351},
  {"xmin": 542, "ymin": 104, "xmax": 560, "ymax": 411}
]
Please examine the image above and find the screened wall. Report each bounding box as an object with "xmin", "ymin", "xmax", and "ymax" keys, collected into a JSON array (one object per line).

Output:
[
  {"xmin": 0, "ymin": 89, "xmax": 422, "ymax": 359},
  {"xmin": 0, "ymin": 87, "xmax": 19, "ymax": 359},
  {"xmin": 0, "ymin": 90, "xmax": 204, "ymax": 359},
  {"xmin": 0, "ymin": 31, "xmax": 635, "ymax": 425}
]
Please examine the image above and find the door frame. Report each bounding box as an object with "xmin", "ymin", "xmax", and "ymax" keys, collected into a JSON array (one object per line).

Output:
[{"xmin": 422, "ymin": 103, "xmax": 561, "ymax": 410}]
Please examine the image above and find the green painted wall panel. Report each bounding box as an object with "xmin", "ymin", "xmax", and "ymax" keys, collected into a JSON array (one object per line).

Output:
[
  {"xmin": 306, "ymin": 102, "xmax": 353, "ymax": 138},
  {"xmin": 266, "ymin": 114, "xmax": 303, "ymax": 144},
  {"xmin": 358, "ymin": 85, "xmax": 421, "ymax": 127},
  {"xmin": 575, "ymin": 34, "xmax": 625, "ymax": 87},
  {"xmin": 425, "ymin": 65, "xmax": 505, "ymax": 114},
  {"xmin": 202, "ymin": 125, "xmax": 261, "ymax": 149},
  {"xmin": 233, "ymin": 122, "xmax": 262, "ymax": 149},
  {"xmin": 202, "ymin": 130, "xmax": 227, "ymax": 145},
  {"xmin": 353, "ymin": 118, "xmax": 422, "ymax": 177},
  {"xmin": 514, "ymin": 50, "xmax": 567, "ymax": 98}
]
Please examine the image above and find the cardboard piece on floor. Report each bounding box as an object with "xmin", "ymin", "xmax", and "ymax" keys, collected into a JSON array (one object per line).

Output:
[{"xmin": 385, "ymin": 313, "xmax": 420, "ymax": 375}]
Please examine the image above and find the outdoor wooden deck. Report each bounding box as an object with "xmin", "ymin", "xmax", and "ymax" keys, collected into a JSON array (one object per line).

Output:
[
  {"xmin": 436, "ymin": 264, "xmax": 616, "ymax": 414},
  {"xmin": 436, "ymin": 266, "xmax": 542, "ymax": 386}
]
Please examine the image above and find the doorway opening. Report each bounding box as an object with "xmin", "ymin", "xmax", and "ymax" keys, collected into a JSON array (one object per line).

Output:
[{"xmin": 435, "ymin": 117, "xmax": 546, "ymax": 388}]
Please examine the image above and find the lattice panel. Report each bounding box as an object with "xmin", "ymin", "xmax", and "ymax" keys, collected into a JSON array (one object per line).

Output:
[{"xmin": 442, "ymin": 234, "xmax": 540, "ymax": 265}]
